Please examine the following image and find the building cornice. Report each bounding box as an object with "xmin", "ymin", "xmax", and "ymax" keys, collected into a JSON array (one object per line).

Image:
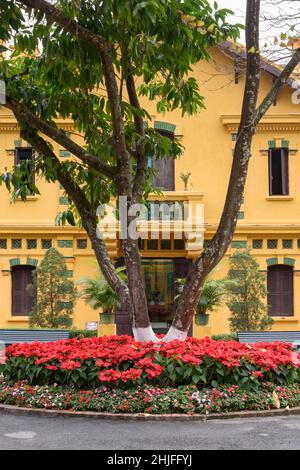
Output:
[
  {"xmin": 205, "ymin": 221, "xmax": 300, "ymax": 234},
  {"xmin": 0, "ymin": 113, "xmax": 74, "ymax": 133},
  {"xmin": 221, "ymin": 114, "xmax": 300, "ymax": 133},
  {"xmin": 0, "ymin": 224, "xmax": 85, "ymax": 233}
]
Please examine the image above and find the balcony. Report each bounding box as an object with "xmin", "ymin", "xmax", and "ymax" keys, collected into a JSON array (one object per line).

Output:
[{"xmin": 100, "ymin": 191, "xmax": 205, "ymax": 257}]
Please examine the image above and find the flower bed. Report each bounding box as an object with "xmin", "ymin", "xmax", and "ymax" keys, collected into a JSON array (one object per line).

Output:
[
  {"xmin": 1, "ymin": 381, "xmax": 300, "ymax": 415},
  {"xmin": 1, "ymin": 336, "xmax": 299, "ymax": 391}
]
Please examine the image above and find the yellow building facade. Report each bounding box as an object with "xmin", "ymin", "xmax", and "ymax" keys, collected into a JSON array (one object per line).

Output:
[{"xmin": 1, "ymin": 44, "xmax": 300, "ymax": 337}]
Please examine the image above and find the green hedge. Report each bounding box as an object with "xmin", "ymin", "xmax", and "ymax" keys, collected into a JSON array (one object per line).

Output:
[
  {"xmin": 69, "ymin": 330, "xmax": 98, "ymax": 339},
  {"xmin": 211, "ymin": 334, "xmax": 239, "ymax": 342}
]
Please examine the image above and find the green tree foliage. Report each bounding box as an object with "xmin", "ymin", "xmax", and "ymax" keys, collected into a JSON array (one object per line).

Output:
[
  {"xmin": 0, "ymin": 0, "xmax": 241, "ymax": 203},
  {"xmin": 226, "ymin": 249, "xmax": 273, "ymax": 332},
  {"xmin": 29, "ymin": 248, "xmax": 75, "ymax": 329}
]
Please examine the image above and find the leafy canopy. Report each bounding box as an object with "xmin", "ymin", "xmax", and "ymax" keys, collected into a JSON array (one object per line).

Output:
[{"xmin": 0, "ymin": 0, "xmax": 241, "ymax": 215}]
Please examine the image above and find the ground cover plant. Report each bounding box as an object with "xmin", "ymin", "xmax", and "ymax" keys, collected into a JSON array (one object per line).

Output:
[{"xmin": 1, "ymin": 381, "xmax": 300, "ymax": 415}]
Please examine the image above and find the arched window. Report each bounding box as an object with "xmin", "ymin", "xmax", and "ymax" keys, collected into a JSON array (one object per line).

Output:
[
  {"xmin": 267, "ymin": 265, "xmax": 294, "ymax": 317},
  {"xmin": 11, "ymin": 265, "xmax": 36, "ymax": 316}
]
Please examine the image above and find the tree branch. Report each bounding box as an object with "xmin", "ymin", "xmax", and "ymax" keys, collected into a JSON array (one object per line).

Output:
[
  {"xmin": 254, "ymin": 47, "xmax": 300, "ymax": 125},
  {"xmin": 18, "ymin": 125, "xmax": 132, "ymax": 314},
  {"xmin": 17, "ymin": 0, "xmax": 132, "ymax": 194},
  {"xmin": 126, "ymin": 73, "xmax": 147, "ymax": 202},
  {"xmin": 100, "ymin": 51, "xmax": 132, "ymax": 194},
  {"xmin": 18, "ymin": 0, "xmax": 108, "ymax": 54},
  {"xmin": 5, "ymin": 97, "xmax": 116, "ymax": 179},
  {"xmin": 210, "ymin": 0, "xmax": 261, "ymax": 263}
]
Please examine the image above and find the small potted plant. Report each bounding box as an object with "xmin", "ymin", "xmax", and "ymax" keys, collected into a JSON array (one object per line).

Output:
[
  {"xmin": 180, "ymin": 172, "xmax": 191, "ymax": 191},
  {"xmin": 195, "ymin": 279, "xmax": 233, "ymax": 326},
  {"xmin": 78, "ymin": 267, "xmax": 126, "ymax": 324}
]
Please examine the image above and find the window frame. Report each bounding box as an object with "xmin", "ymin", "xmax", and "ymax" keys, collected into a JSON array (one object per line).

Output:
[
  {"xmin": 268, "ymin": 147, "xmax": 289, "ymax": 196},
  {"xmin": 267, "ymin": 264, "xmax": 294, "ymax": 317},
  {"xmin": 14, "ymin": 147, "xmax": 35, "ymax": 187},
  {"xmin": 151, "ymin": 130, "xmax": 175, "ymax": 191},
  {"xmin": 11, "ymin": 265, "xmax": 36, "ymax": 316}
]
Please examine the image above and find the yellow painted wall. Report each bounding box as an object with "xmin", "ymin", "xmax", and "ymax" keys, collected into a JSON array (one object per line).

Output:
[{"xmin": 1, "ymin": 45, "xmax": 300, "ymax": 335}]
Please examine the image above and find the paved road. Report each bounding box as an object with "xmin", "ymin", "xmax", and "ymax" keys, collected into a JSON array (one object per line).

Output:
[{"xmin": 0, "ymin": 412, "xmax": 299, "ymax": 450}]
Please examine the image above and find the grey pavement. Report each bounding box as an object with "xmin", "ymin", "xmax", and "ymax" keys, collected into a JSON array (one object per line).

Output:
[{"xmin": 0, "ymin": 412, "xmax": 299, "ymax": 450}]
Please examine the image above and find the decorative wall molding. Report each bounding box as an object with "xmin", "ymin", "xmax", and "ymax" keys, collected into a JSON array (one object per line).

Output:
[
  {"xmin": 221, "ymin": 115, "xmax": 300, "ymax": 133},
  {"xmin": 226, "ymin": 123, "xmax": 300, "ymax": 133},
  {"xmin": 5, "ymin": 149, "xmax": 15, "ymax": 156},
  {"xmin": 0, "ymin": 124, "xmax": 19, "ymax": 132},
  {"xmin": 0, "ymin": 120, "xmax": 74, "ymax": 133},
  {"xmin": 260, "ymin": 149, "xmax": 298, "ymax": 156}
]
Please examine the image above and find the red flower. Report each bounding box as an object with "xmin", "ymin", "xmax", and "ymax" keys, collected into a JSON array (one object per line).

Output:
[
  {"xmin": 60, "ymin": 361, "xmax": 81, "ymax": 370},
  {"xmin": 45, "ymin": 365, "xmax": 58, "ymax": 371},
  {"xmin": 252, "ymin": 371, "xmax": 264, "ymax": 378},
  {"xmin": 4, "ymin": 335, "xmax": 299, "ymax": 388}
]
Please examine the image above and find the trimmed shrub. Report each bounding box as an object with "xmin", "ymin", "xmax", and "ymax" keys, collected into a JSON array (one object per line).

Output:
[
  {"xmin": 69, "ymin": 330, "xmax": 98, "ymax": 339},
  {"xmin": 212, "ymin": 334, "xmax": 238, "ymax": 342}
]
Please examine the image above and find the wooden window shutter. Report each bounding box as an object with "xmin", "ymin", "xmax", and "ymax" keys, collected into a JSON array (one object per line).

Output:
[
  {"xmin": 12, "ymin": 266, "xmax": 36, "ymax": 316},
  {"xmin": 267, "ymin": 265, "xmax": 294, "ymax": 317},
  {"xmin": 281, "ymin": 148, "xmax": 289, "ymax": 196},
  {"xmin": 12, "ymin": 268, "xmax": 25, "ymax": 316},
  {"xmin": 152, "ymin": 156, "xmax": 175, "ymax": 191},
  {"xmin": 268, "ymin": 149, "xmax": 273, "ymax": 196},
  {"xmin": 152, "ymin": 131, "xmax": 175, "ymax": 191},
  {"xmin": 281, "ymin": 266, "xmax": 293, "ymax": 315}
]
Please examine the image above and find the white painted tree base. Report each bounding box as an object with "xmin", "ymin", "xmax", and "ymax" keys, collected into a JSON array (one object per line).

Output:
[{"xmin": 132, "ymin": 326, "xmax": 188, "ymax": 343}]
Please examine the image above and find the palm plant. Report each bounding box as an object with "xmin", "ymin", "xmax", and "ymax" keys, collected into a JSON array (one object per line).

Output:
[
  {"xmin": 176, "ymin": 276, "xmax": 235, "ymax": 325},
  {"xmin": 179, "ymin": 172, "xmax": 191, "ymax": 191},
  {"xmin": 78, "ymin": 267, "xmax": 126, "ymax": 315},
  {"xmin": 196, "ymin": 279, "xmax": 232, "ymax": 315}
]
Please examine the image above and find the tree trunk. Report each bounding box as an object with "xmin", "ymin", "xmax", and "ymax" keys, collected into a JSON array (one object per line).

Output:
[{"xmin": 121, "ymin": 237, "xmax": 156, "ymax": 341}]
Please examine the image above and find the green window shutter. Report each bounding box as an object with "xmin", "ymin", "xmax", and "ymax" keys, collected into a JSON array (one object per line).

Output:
[
  {"xmin": 266, "ymin": 257, "xmax": 278, "ymax": 267},
  {"xmin": 268, "ymin": 139, "xmax": 276, "ymax": 149},
  {"xmin": 154, "ymin": 121, "xmax": 176, "ymax": 133}
]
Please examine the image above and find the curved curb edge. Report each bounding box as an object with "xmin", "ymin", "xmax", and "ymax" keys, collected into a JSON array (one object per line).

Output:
[{"xmin": 1, "ymin": 403, "xmax": 300, "ymax": 421}]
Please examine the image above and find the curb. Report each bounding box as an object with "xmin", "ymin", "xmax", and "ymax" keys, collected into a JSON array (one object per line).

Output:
[{"xmin": 1, "ymin": 403, "xmax": 300, "ymax": 421}]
